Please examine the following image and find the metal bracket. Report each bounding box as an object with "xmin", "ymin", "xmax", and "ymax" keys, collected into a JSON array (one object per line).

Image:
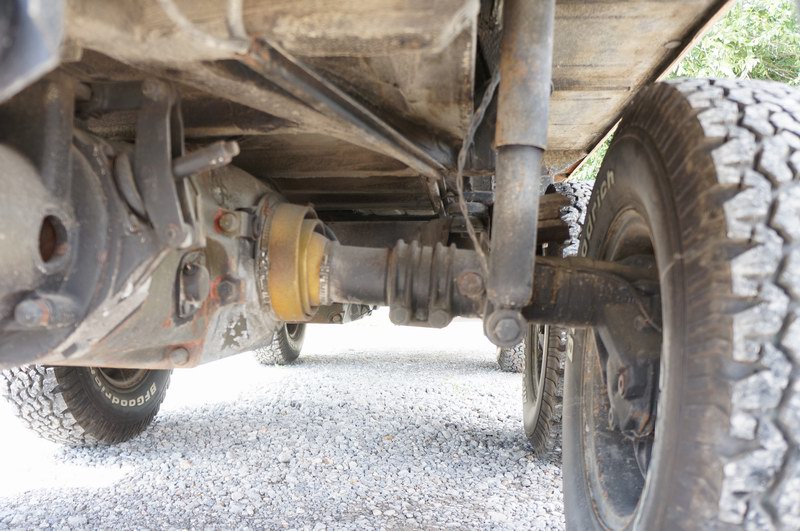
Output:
[{"xmin": 133, "ymin": 78, "xmax": 193, "ymax": 249}]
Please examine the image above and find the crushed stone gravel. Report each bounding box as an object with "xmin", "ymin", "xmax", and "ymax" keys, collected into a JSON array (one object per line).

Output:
[{"xmin": 0, "ymin": 310, "xmax": 564, "ymax": 529}]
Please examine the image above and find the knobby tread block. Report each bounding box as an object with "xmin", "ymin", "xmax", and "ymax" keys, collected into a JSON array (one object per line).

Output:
[{"xmin": 653, "ymin": 78, "xmax": 800, "ymax": 529}]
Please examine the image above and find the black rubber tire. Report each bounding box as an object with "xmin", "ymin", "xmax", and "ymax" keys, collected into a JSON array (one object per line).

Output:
[
  {"xmin": 254, "ymin": 323, "xmax": 306, "ymax": 365},
  {"xmin": 496, "ymin": 342, "xmax": 525, "ymax": 373},
  {"xmin": 0, "ymin": 366, "xmax": 171, "ymax": 446},
  {"xmin": 519, "ymin": 182, "xmax": 591, "ymax": 455},
  {"xmin": 563, "ymin": 79, "xmax": 800, "ymax": 529},
  {"xmin": 522, "ymin": 324, "xmax": 568, "ymax": 455}
]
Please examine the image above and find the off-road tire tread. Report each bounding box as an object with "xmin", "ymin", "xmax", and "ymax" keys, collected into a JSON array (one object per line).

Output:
[
  {"xmin": 518, "ymin": 182, "xmax": 591, "ymax": 455},
  {"xmin": 550, "ymin": 181, "xmax": 594, "ymax": 257},
  {"xmin": 254, "ymin": 324, "xmax": 305, "ymax": 366},
  {"xmin": 630, "ymin": 79, "xmax": 799, "ymax": 529},
  {"xmin": 496, "ymin": 342, "xmax": 525, "ymax": 373},
  {"xmin": 0, "ymin": 366, "xmax": 169, "ymax": 446},
  {"xmin": 524, "ymin": 326, "xmax": 568, "ymax": 455}
]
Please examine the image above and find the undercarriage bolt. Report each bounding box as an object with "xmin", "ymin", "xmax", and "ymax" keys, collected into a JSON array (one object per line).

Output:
[
  {"xmin": 389, "ymin": 307, "xmax": 410, "ymax": 325},
  {"xmin": 14, "ymin": 295, "xmax": 77, "ymax": 328},
  {"xmin": 218, "ymin": 211, "xmax": 239, "ymax": 233},
  {"xmin": 485, "ymin": 308, "xmax": 525, "ymax": 346},
  {"xmin": 216, "ymin": 279, "xmax": 238, "ymax": 304},
  {"xmin": 493, "ymin": 317, "xmax": 521, "ymax": 344},
  {"xmin": 168, "ymin": 347, "xmax": 190, "ymax": 366},
  {"xmin": 456, "ymin": 271, "xmax": 485, "ymax": 298},
  {"xmin": 14, "ymin": 299, "xmax": 47, "ymax": 327},
  {"xmin": 142, "ymin": 78, "xmax": 168, "ymax": 101}
]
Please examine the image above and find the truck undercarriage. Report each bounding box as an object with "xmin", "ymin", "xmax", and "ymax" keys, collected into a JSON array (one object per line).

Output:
[{"xmin": 2, "ymin": 0, "xmax": 799, "ymax": 528}]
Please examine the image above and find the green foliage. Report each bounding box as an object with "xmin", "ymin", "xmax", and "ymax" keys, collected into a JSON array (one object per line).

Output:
[
  {"xmin": 570, "ymin": 0, "xmax": 800, "ymax": 182},
  {"xmin": 571, "ymin": 136, "xmax": 611, "ymax": 182},
  {"xmin": 672, "ymin": 0, "xmax": 800, "ymax": 85}
]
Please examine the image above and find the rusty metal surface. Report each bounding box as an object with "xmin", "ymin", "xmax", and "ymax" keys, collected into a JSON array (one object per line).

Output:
[
  {"xmin": 58, "ymin": 0, "xmax": 728, "ymax": 216},
  {"xmin": 322, "ymin": 239, "xmax": 658, "ymax": 329},
  {"xmin": 63, "ymin": 0, "xmax": 469, "ymax": 216},
  {"xmin": 495, "ymin": 0, "xmax": 555, "ymax": 149},
  {"xmin": 484, "ymin": 0, "xmax": 556, "ymax": 347},
  {"xmin": 47, "ymin": 164, "xmax": 280, "ymax": 370}
]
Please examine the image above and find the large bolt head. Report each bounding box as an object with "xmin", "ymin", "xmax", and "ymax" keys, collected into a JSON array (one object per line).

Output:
[
  {"xmin": 14, "ymin": 299, "xmax": 48, "ymax": 328},
  {"xmin": 485, "ymin": 309, "xmax": 525, "ymax": 347},
  {"xmin": 142, "ymin": 79, "xmax": 168, "ymax": 100},
  {"xmin": 493, "ymin": 317, "xmax": 522, "ymax": 344},
  {"xmin": 169, "ymin": 347, "xmax": 190, "ymax": 366},
  {"xmin": 218, "ymin": 212, "xmax": 239, "ymax": 233},
  {"xmin": 456, "ymin": 271, "xmax": 485, "ymax": 298}
]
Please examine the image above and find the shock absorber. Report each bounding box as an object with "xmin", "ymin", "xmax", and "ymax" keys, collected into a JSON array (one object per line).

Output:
[{"xmin": 484, "ymin": 0, "xmax": 557, "ymax": 346}]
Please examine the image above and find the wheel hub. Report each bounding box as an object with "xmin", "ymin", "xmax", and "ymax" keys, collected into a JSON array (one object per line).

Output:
[{"xmin": 96, "ymin": 368, "xmax": 148, "ymax": 391}]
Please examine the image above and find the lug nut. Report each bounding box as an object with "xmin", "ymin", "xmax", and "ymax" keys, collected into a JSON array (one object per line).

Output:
[{"xmin": 217, "ymin": 279, "xmax": 238, "ymax": 303}]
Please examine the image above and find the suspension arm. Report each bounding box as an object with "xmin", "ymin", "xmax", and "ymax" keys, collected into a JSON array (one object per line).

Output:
[
  {"xmin": 320, "ymin": 243, "xmax": 655, "ymax": 328},
  {"xmin": 260, "ymin": 209, "xmax": 657, "ymax": 330}
]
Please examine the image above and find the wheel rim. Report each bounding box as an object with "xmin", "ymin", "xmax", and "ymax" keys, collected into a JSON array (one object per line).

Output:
[
  {"xmin": 580, "ymin": 209, "xmax": 662, "ymax": 527},
  {"xmin": 96, "ymin": 368, "xmax": 148, "ymax": 391}
]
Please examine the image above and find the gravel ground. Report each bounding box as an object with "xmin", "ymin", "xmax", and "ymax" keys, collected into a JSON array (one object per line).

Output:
[{"xmin": 0, "ymin": 310, "xmax": 564, "ymax": 530}]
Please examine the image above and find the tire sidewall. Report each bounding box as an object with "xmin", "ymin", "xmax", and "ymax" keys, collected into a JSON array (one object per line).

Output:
[
  {"xmin": 282, "ymin": 323, "xmax": 306, "ymax": 362},
  {"xmin": 563, "ymin": 126, "xmax": 695, "ymax": 529},
  {"xmin": 523, "ymin": 324, "xmax": 547, "ymax": 438},
  {"xmin": 59, "ymin": 366, "xmax": 171, "ymax": 423}
]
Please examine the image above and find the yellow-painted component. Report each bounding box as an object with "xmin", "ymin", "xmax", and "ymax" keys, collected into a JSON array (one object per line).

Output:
[
  {"xmin": 304, "ymin": 230, "xmax": 328, "ymax": 307},
  {"xmin": 266, "ymin": 203, "xmax": 329, "ymax": 321}
]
